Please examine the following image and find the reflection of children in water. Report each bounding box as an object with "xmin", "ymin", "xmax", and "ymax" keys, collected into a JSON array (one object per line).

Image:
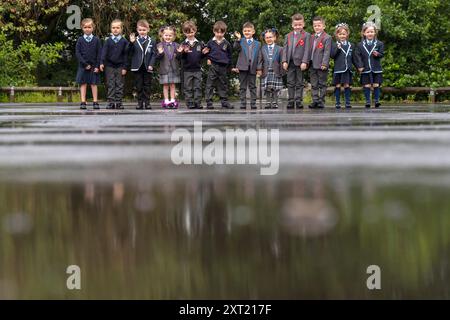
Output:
[
  {"xmin": 281, "ymin": 176, "xmax": 337, "ymax": 237},
  {"xmin": 83, "ymin": 182, "xmax": 125, "ymax": 204}
]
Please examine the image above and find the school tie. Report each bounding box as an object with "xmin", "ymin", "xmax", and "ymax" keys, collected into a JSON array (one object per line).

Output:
[
  {"xmin": 312, "ymin": 34, "xmax": 319, "ymax": 56},
  {"xmin": 139, "ymin": 37, "xmax": 147, "ymax": 44},
  {"xmin": 247, "ymin": 39, "xmax": 252, "ymax": 45},
  {"xmin": 85, "ymin": 35, "xmax": 93, "ymax": 42},
  {"xmin": 268, "ymin": 45, "xmax": 273, "ymax": 55},
  {"xmin": 112, "ymin": 36, "xmax": 119, "ymax": 43},
  {"xmin": 367, "ymin": 40, "xmax": 373, "ymax": 46}
]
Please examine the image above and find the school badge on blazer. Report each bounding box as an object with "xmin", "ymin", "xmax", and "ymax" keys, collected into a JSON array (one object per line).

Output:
[
  {"xmin": 196, "ymin": 45, "xmax": 201, "ymax": 52},
  {"xmin": 318, "ymin": 42, "xmax": 324, "ymax": 49},
  {"xmin": 299, "ymin": 39, "xmax": 304, "ymax": 46}
]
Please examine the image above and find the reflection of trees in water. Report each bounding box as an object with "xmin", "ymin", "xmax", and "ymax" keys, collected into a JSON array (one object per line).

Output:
[{"xmin": 1, "ymin": 175, "xmax": 450, "ymax": 298}]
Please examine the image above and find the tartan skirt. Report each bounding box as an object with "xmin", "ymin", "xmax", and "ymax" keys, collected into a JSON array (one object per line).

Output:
[
  {"xmin": 159, "ymin": 68, "xmax": 181, "ymax": 84},
  {"xmin": 262, "ymin": 69, "xmax": 283, "ymax": 91}
]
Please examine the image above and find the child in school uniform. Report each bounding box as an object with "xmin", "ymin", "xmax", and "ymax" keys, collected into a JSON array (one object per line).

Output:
[
  {"xmin": 259, "ymin": 28, "xmax": 284, "ymax": 109},
  {"xmin": 205, "ymin": 21, "xmax": 233, "ymax": 109},
  {"xmin": 232, "ymin": 22, "xmax": 262, "ymax": 110},
  {"xmin": 282, "ymin": 13, "xmax": 311, "ymax": 109},
  {"xmin": 308, "ymin": 16, "xmax": 332, "ymax": 109},
  {"xmin": 180, "ymin": 21, "xmax": 207, "ymax": 109},
  {"xmin": 355, "ymin": 22, "xmax": 384, "ymax": 108},
  {"xmin": 129, "ymin": 19, "xmax": 157, "ymax": 110},
  {"xmin": 75, "ymin": 18, "xmax": 102, "ymax": 110},
  {"xmin": 156, "ymin": 26, "xmax": 183, "ymax": 109},
  {"xmin": 330, "ymin": 23, "xmax": 358, "ymax": 109},
  {"xmin": 100, "ymin": 19, "xmax": 129, "ymax": 109}
]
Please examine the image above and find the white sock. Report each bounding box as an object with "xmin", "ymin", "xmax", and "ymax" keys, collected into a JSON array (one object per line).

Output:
[
  {"xmin": 170, "ymin": 99, "xmax": 175, "ymax": 103},
  {"xmin": 165, "ymin": 99, "xmax": 170, "ymax": 103}
]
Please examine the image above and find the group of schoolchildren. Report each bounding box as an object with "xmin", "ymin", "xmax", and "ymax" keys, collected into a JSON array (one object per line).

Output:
[{"xmin": 75, "ymin": 14, "xmax": 384, "ymax": 110}]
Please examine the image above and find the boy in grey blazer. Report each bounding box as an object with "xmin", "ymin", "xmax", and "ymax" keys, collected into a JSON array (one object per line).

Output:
[
  {"xmin": 308, "ymin": 16, "xmax": 332, "ymax": 109},
  {"xmin": 232, "ymin": 22, "xmax": 262, "ymax": 109},
  {"xmin": 282, "ymin": 13, "xmax": 311, "ymax": 109}
]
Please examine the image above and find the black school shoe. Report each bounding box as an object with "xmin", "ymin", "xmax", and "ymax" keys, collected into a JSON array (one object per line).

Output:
[
  {"xmin": 106, "ymin": 102, "xmax": 115, "ymax": 109},
  {"xmin": 308, "ymin": 101, "xmax": 319, "ymax": 109},
  {"xmin": 335, "ymin": 103, "xmax": 341, "ymax": 109},
  {"xmin": 187, "ymin": 102, "xmax": 195, "ymax": 109},
  {"xmin": 240, "ymin": 104, "xmax": 247, "ymax": 110},
  {"xmin": 287, "ymin": 101, "xmax": 295, "ymax": 109},
  {"xmin": 93, "ymin": 102, "xmax": 100, "ymax": 110},
  {"xmin": 365, "ymin": 103, "xmax": 371, "ymax": 108},
  {"xmin": 375, "ymin": 102, "xmax": 381, "ymax": 108},
  {"xmin": 222, "ymin": 102, "xmax": 234, "ymax": 109},
  {"xmin": 194, "ymin": 102, "xmax": 203, "ymax": 109},
  {"xmin": 206, "ymin": 103, "xmax": 214, "ymax": 109},
  {"xmin": 272, "ymin": 103, "xmax": 279, "ymax": 109},
  {"xmin": 80, "ymin": 102, "xmax": 87, "ymax": 110},
  {"xmin": 144, "ymin": 101, "xmax": 152, "ymax": 109},
  {"xmin": 250, "ymin": 105, "xmax": 257, "ymax": 110},
  {"xmin": 136, "ymin": 101, "xmax": 144, "ymax": 110},
  {"xmin": 116, "ymin": 102, "xmax": 124, "ymax": 110},
  {"xmin": 295, "ymin": 101, "xmax": 304, "ymax": 109},
  {"xmin": 345, "ymin": 104, "xmax": 352, "ymax": 109},
  {"xmin": 265, "ymin": 103, "xmax": 272, "ymax": 109}
]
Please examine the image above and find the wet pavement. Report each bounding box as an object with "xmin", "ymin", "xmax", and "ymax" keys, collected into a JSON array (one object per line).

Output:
[{"xmin": 1, "ymin": 102, "xmax": 450, "ymax": 299}]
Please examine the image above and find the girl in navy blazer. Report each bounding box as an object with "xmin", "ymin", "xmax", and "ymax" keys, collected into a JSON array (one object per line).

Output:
[
  {"xmin": 355, "ymin": 22, "xmax": 384, "ymax": 108},
  {"xmin": 75, "ymin": 18, "xmax": 102, "ymax": 110},
  {"xmin": 330, "ymin": 23, "xmax": 359, "ymax": 109}
]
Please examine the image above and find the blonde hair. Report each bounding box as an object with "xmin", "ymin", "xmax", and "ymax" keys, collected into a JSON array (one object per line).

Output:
[
  {"xmin": 137, "ymin": 19, "xmax": 150, "ymax": 29},
  {"xmin": 81, "ymin": 18, "xmax": 95, "ymax": 29},
  {"xmin": 159, "ymin": 25, "xmax": 176, "ymax": 41},
  {"xmin": 111, "ymin": 19, "xmax": 123, "ymax": 29}
]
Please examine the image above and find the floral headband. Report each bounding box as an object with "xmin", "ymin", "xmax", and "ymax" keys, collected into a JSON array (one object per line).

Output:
[
  {"xmin": 362, "ymin": 21, "xmax": 377, "ymax": 30},
  {"xmin": 335, "ymin": 22, "xmax": 349, "ymax": 30}
]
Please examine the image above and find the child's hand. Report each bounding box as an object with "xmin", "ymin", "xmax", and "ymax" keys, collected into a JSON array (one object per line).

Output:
[
  {"xmin": 93, "ymin": 68, "xmax": 99, "ymax": 73},
  {"xmin": 358, "ymin": 67, "xmax": 364, "ymax": 73},
  {"xmin": 202, "ymin": 47, "xmax": 210, "ymax": 54},
  {"xmin": 256, "ymin": 70, "xmax": 262, "ymax": 77},
  {"xmin": 282, "ymin": 62, "xmax": 288, "ymax": 71},
  {"xmin": 85, "ymin": 65, "xmax": 92, "ymax": 70},
  {"xmin": 372, "ymin": 51, "xmax": 379, "ymax": 57},
  {"xmin": 177, "ymin": 45, "xmax": 184, "ymax": 53},
  {"xmin": 234, "ymin": 31, "xmax": 241, "ymax": 41},
  {"xmin": 231, "ymin": 68, "xmax": 239, "ymax": 73},
  {"xmin": 130, "ymin": 33, "xmax": 136, "ymax": 43},
  {"xmin": 337, "ymin": 42, "xmax": 342, "ymax": 49},
  {"xmin": 148, "ymin": 66, "xmax": 153, "ymax": 72},
  {"xmin": 157, "ymin": 45, "xmax": 164, "ymax": 54},
  {"xmin": 300, "ymin": 63, "xmax": 307, "ymax": 71},
  {"xmin": 121, "ymin": 69, "xmax": 127, "ymax": 76},
  {"xmin": 100, "ymin": 64, "xmax": 104, "ymax": 72},
  {"xmin": 207, "ymin": 59, "xmax": 211, "ymax": 65},
  {"xmin": 320, "ymin": 65, "xmax": 327, "ymax": 71}
]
